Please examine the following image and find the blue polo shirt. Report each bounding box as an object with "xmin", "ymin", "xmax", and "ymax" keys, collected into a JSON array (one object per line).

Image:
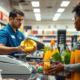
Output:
[{"xmin": 0, "ymin": 23, "xmax": 25, "ymax": 56}]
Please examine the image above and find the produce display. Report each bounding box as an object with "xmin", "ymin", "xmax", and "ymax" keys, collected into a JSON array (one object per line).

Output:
[{"xmin": 20, "ymin": 39, "xmax": 37, "ymax": 51}]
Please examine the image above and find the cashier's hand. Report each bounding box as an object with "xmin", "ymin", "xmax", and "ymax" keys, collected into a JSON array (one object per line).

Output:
[
  {"xmin": 25, "ymin": 47, "xmax": 37, "ymax": 54},
  {"xmin": 47, "ymin": 61, "xmax": 64, "ymax": 75},
  {"xmin": 17, "ymin": 45, "xmax": 26, "ymax": 53}
]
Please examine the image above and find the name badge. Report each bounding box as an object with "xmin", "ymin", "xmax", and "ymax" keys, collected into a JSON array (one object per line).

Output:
[
  {"xmin": 19, "ymin": 37, "xmax": 22, "ymax": 39},
  {"xmin": 11, "ymin": 35, "xmax": 15, "ymax": 38}
]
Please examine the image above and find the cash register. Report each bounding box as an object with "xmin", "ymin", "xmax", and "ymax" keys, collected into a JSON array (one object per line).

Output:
[{"xmin": 0, "ymin": 54, "xmax": 32, "ymax": 74}]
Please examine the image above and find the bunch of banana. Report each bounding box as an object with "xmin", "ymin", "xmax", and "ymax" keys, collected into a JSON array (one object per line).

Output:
[{"xmin": 20, "ymin": 39, "xmax": 37, "ymax": 51}]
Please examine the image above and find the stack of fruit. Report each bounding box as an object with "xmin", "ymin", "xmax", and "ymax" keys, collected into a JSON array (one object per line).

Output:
[{"xmin": 20, "ymin": 39, "xmax": 37, "ymax": 52}]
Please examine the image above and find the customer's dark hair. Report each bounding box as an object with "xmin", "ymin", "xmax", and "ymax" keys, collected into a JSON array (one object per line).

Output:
[
  {"xmin": 9, "ymin": 9, "xmax": 24, "ymax": 19},
  {"xmin": 72, "ymin": 3, "xmax": 80, "ymax": 17}
]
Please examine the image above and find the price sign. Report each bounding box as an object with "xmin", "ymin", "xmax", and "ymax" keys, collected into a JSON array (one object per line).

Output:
[{"xmin": 58, "ymin": 30, "xmax": 66, "ymax": 54}]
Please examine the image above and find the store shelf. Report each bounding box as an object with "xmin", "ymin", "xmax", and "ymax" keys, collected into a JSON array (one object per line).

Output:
[
  {"xmin": 41, "ymin": 38, "xmax": 71, "ymax": 41},
  {"xmin": 66, "ymin": 43, "xmax": 71, "ymax": 45},
  {"xmin": 26, "ymin": 57, "xmax": 43, "ymax": 60},
  {"xmin": 0, "ymin": 20, "xmax": 7, "ymax": 25},
  {"xmin": 41, "ymin": 38, "xmax": 57, "ymax": 41},
  {"xmin": 66, "ymin": 34, "xmax": 80, "ymax": 36},
  {"xmin": 29, "ymin": 34, "xmax": 57, "ymax": 36},
  {"xmin": 29, "ymin": 34, "xmax": 80, "ymax": 37},
  {"xmin": 66, "ymin": 39, "xmax": 71, "ymax": 41}
]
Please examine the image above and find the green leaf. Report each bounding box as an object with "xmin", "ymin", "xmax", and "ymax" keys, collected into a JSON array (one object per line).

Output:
[
  {"xmin": 40, "ymin": 46, "xmax": 50, "ymax": 52},
  {"xmin": 62, "ymin": 49, "xmax": 71, "ymax": 63},
  {"xmin": 50, "ymin": 52, "xmax": 62, "ymax": 61}
]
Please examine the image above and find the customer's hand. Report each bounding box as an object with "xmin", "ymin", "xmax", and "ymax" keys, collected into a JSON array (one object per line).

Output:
[{"xmin": 47, "ymin": 61, "xmax": 64, "ymax": 75}]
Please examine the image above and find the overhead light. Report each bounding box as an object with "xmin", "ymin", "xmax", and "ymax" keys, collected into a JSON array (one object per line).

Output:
[
  {"xmin": 60, "ymin": 1, "xmax": 70, "ymax": 7},
  {"xmin": 53, "ymin": 16, "xmax": 58, "ymax": 21},
  {"xmin": 55, "ymin": 13, "xmax": 61, "ymax": 17},
  {"xmin": 31, "ymin": 1, "xmax": 40, "ymax": 7},
  {"xmin": 36, "ymin": 16, "xmax": 41, "ymax": 21},
  {"xmin": 57, "ymin": 8, "xmax": 65, "ymax": 12},
  {"xmin": 35, "ymin": 13, "xmax": 41, "ymax": 17},
  {"xmin": 36, "ymin": 17, "xmax": 41, "ymax": 21},
  {"xmin": 19, "ymin": 3, "xmax": 22, "ymax": 9},
  {"xmin": 33, "ymin": 9, "xmax": 40, "ymax": 13},
  {"xmin": 53, "ymin": 13, "xmax": 61, "ymax": 21}
]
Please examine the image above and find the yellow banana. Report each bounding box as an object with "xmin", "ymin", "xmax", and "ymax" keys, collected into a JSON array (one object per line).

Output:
[
  {"xmin": 29, "ymin": 40, "xmax": 33, "ymax": 47},
  {"xmin": 24, "ymin": 47, "xmax": 33, "ymax": 51},
  {"xmin": 29, "ymin": 40, "xmax": 36, "ymax": 47},
  {"xmin": 20, "ymin": 41, "xmax": 25, "ymax": 46},
  {"xmin": 20, "ymin": 39, "xmax": 37, "ymax": 51},
  {"xmin": 27, "ymin": 42, "xmax": 31, "ymax": 47},
  {"xmin": 29, "ymin": 43, "xmax": 33, "ymax": 47}
]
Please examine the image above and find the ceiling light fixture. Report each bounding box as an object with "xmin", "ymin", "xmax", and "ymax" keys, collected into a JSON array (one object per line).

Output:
[
  {"xmin": 55, "ymin": 13, "xmax": 61, "ymax": 17},
  {"xmin": 35, "ymin": 16, "xmax": 41, "ymax": 21},
  {"xmin": 57, "ymin": 8, "xmax": 65, "ymax": 12},
  {"xmin": 33, "ymin": 9, "xmax": 40, "ymax": 13},
  {"xmin": 31, "ymin": 1, "xmax": 40, "ymax": 7},
  {"xmin": 36, "ymin": 18, "xmax": 41, "ymax": 21},
  {"xmin": 53, "ymin": 13, "xmax": 61, "ymax": 21},
  {"xmin": 19, "ymin": 3, "xmax": 22, "ymax": 9},
  {"xmin": 53, "ymin": 17, "xmax": 59, "ymax": 21},
  {"xmin": 60, "ymin": 1, "xmax": 70, "ymax": 7},
  {"xmin": 35, "ymin": 13, "xmax": 41, "ymax": 17}
]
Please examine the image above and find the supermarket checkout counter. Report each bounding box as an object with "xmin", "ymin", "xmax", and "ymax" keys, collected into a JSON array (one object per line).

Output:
[
  {"xmin": 2, "ymin": 73, "xmax": 49, "ymax": 80},
  {"xmin": 0, "ymin": 38, "xmax": 65, "ymax": 80},
  {"xmin": 1, "ymin": 53, "xmax": 55, "ymax": 80},
  {"xmin": 0, "ymin": 51, "xmax": 56, "ymax": 80}
]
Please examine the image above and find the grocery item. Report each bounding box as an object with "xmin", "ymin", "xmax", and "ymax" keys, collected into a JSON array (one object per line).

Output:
[
  {"xmin": 20, "ymin": 39, "xmax": 37, "ymax": 51},
  {"xmin": 62, "ymin": 49, "xmax": 71, "ymax": 63},
  {"xmin": 43, "ymin": 61, "xmax": 50, "ymax": 74},
  {"xmin": 28, "ymin": 60, "xmax": 37, "ymax": 65},
  {"xmin": 50, "ymin": 52, "xmax": 61, "ymax": 61},
  {"xmin": 50, "ymin": 40, "xmax": 55, "ymax": 46},
  {"xmin": 38, "ymin": 67, "xmax": 43, "ymax": 71}
]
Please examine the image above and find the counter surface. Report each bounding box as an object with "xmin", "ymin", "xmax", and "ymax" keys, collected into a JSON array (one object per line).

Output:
[{"xmin": 2, "ymin": 72, "xmax": 50, "ymax": 80}]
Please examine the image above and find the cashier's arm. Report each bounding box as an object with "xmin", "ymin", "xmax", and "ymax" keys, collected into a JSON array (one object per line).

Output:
[{"xmin": 0, "ymin": 43, "xmax": 26, "ymax": 55}]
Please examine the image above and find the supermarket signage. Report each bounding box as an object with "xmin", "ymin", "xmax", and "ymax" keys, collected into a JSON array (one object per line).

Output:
[
  {"xmin": 58, "ymin": 30, "xmax": 66, "ymax": 54},
  {"xmin": 71, "ymin": 35, "xmax": 77, "ymax": 47},
  {"xmin": 58, "ymin": 30, "xmax": 66, "ymax": 44}
]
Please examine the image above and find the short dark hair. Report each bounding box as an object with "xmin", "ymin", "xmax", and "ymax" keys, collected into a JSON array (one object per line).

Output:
[
  {"xmin": 9, "ymin": 9, "xmax": 24, "ymax": 19},
  {"xmin": 72, "ymin": 4, "xmax": 80, "ymax": 17}
]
